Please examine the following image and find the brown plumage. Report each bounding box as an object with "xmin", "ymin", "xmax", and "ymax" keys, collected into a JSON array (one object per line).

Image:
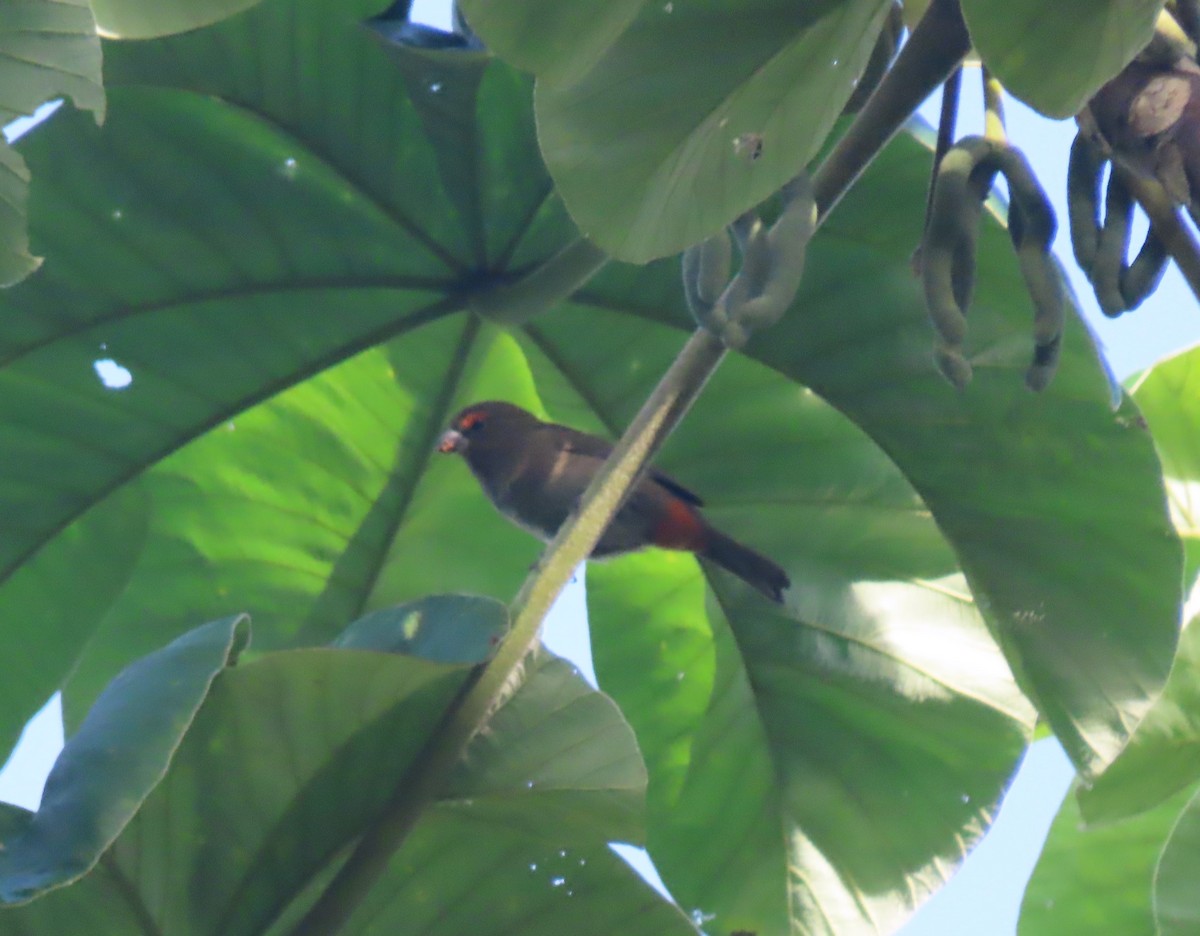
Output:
[{"xmin": 438, "ymin": 401, "xmax": 789, "ymax": 602}]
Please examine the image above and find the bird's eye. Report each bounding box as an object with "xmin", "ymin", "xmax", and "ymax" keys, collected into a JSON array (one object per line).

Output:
[{"xmin": 458, "ymin": 410, "xmax": 486, "ymax": 433}]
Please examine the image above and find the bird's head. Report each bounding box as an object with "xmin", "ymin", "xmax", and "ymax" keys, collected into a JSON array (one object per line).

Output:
[{"xmin": 437, "ymin": 401, "xmax": 540, "ymax": 459}]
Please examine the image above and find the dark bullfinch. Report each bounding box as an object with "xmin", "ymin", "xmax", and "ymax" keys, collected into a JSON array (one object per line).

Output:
[{"xmin": 438, "ymin": 401, "xmax": 789, "ymax": 602}]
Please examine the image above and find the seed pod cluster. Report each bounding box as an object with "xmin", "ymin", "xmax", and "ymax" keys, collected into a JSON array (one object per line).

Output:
[
  {"xmin": 1067, "ymin": 132, "xmax": 1169, "ymax": 317},
  {"xmin": 1084, "ymin": 55, "xmax": 1200, "ymax": 213},
  {"xmin": 683, "ymin": 174, "xmax": 817, "ymax": 349},
  {"xmin": 921, "ymin": 136, "xmax": 1064, "ymax": 391}
]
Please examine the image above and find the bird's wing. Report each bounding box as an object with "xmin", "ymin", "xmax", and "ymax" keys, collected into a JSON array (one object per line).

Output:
[
  {"xmin": 555, "ymin": 425, "xmax": 705, "ymax": 507},
  {"xmin": 649, "ymin": 469, "xmax": 704, "ymax": 507}
]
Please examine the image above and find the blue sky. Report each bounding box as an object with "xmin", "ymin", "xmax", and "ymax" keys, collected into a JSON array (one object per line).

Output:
[{"xmin": 2, "ymin": 6, "xmax": 1197, "ymax": 934}]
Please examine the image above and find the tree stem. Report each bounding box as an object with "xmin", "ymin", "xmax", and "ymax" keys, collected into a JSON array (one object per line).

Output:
[
  {"xmin": 292, "ymin": 5, "xmax": 975, "ymax": 931},
  {"xmin": 288, "ymin": 330, "xmax": 726, "ymax": 936},
  {"xmin": 923, "ymin": 66, "xmax": 962, "ymax": 234},
  {"xmin": 1120, "ymin": 167, "xmax": 1200, "ymax": 303},
  {"xmin": 471, "ymin": 236, "xmax": 609, "ymax": 325},
  {"xmin": 812, "ymin": 0, "xmax": 971, "ymax": 221},
  {"xmin": 981, "ymin": 68, "xmax": 1006, "ymax": 144}
]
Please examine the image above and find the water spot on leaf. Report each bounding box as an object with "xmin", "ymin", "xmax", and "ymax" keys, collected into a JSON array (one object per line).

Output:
[
  {"xmin": 93, "ymin": 358, "xmax": 132, "ymax": 390},
  {"xmin": 733, "ymin": 132, "xmax": 764, "ymax": 162}
]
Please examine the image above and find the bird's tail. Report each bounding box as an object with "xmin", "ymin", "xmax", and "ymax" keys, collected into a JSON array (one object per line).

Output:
[{"xmin": 701, "ymin": 527, "xmax": 790, "ymax": 603}]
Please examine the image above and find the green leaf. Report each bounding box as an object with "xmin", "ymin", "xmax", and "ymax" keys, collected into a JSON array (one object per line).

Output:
[
  {"xmin": 697, "ymin": 130, "xmax": 1180, "ymax": 777},
  {"xmin": 1130, "ymin": 342, "xmax": 1200, "ymax": 583},
  {"xmin": 335, "ymin": 594, "xmax": 509, "ymax": 663},
  {"xmin": 89, "ymin": 0, "xmax": 269, "ymax": 39},
  {"xmin": 0, "ymin": 3, "xmax": 1179, "ymax": 915},
  {"xmin": 1155, "ymin": 784, "xmax": 1200, "ymax": 935},
  {"xmin": 0, "ymin": 144, "xmax": 39, "ymax": 287},
  {"xmin": 1020, "ymin": 782, "xmax": 1195, "ymax": 935},
  {"xmin": 0, "ymin": 486, "xmax": 148, "ymax": 756},
  {"xmin": 326, "ymin": 815, "xmax": 695, "ymax": 936},
  {"xmin": 0, "ymin": 643, "xmax": 693, "ymax": 935},
  {"xmin": 0, "ymin": 615, "xmax": 247, "ymax": 904},
  {"xmin": 57, "ymin": 333, "xmax": 548, "ymax": 729},
  {"xmin": 364, "ymin": 15, "xmax": 493, "ymax": 247},
  {"xmin": 593, "ymin": 564, "xmax": 1030, "ymax": 935},
  {"xmin": 0, "ymin": 0, "xmax": 570, "ymax": 728},
  {"xmin": 514, "ymin": 124, "xmax": 1181, "ymax": 784},
  {"xmin": 1079, "ymin": 618, "xmax": 1200, "ymax": 824},
  {"xmin": 460, "ymin": 0, "xmax": 893, "ymax": 261},
  {"xmin": 0, "ymin": 0, "xmax": 103, "ymax": 287},
  {"xmin": 578, "ymin": 346, "xmax": 1033, "ymax": 934},
  {"xmin": 0, "ymin": 0, "xmax": 103, "ymax": 123},
  {"xmin": 1, "ymin": 0, "xmax": 562, "ymax": 593},
  {"xmin": 960, "ymin": 0, "xmax": 1163, "ymax": 118},
  {"xmin": 1075, "ymin": 345, "xmax": 1200, "ymax": 823},
  {"xmin": 0, "ymin": 804, "xmax": 145, "ymax": 934},
  {"xmin": 444, "ymin": 650, "xmax": 647, "ymax": 846}
]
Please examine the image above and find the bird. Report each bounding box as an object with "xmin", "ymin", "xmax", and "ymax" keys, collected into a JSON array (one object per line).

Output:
[{"xmin": 437, "ymin": 401, "xmax": 790, "ymax": 603}]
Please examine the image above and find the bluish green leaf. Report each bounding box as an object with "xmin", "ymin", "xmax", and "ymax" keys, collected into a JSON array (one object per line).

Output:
[
  {"xmin": 461, "ymin": 0, "xmax": 892, "ymax": 260},
  {"xmin": 961, "ymin": 0, "xmax": 1163, "ymax": 118},
  {"xmin": 0, "ymin": 615, "xmax": 247, "ymax": 904},
  {"xmin": 335, "ymin": 594, "xmax": 509, "ymax": 663}
]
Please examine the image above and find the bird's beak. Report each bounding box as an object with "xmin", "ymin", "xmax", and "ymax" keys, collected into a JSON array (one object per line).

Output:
[{"xmin": 437, "ymin": 429, "xmax": 465, "ymax": 453}]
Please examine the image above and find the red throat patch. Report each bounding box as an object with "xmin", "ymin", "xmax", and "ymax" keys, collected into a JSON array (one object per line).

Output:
[{"xmin": 651, "ymin": 497, "xmax": 707, "ymax": 551}]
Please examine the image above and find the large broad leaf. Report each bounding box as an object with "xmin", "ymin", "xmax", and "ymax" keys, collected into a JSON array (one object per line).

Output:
[
  {"xmin": 334, "ymin": 593, "xmax": 510, "ymax": 661},
  {"xmin": 579, "ymin": 347, "xmax": 1034, "ymax": 933},
  {"xmin": 89, "ymin": 0, "xmax": 267, "ymax": 38},
  {"xmin": 960, "ymin": 0, "xmax": 1163, "ymax": 118},
  {"xmin": 592, "ymin": 564, "xmax": 1032, "ymax": 934},
  {"xmin": 1019, "ymin": 781, "xmax": 1196, "ymax": 935},
  {"xmin": 1129, "ymin": 341, "xmax": 1200, "ymax": 582},
  {"xmin": 0, "ymin": 143, "xmax": 39, "ymax": 287},
  {"xmin": 0, "ymin": 0, "xmax": 102, "ymax": 124},
  {"xmin": 1155, "ymin": 784, "xmax": 1200, "ymax": 935},
  {"xmin": 1076, "ymin": 344, "xmax": 1200, "ymax": 823},
  {"xmin": 55, "ymin": 331, "xmax": 552, "ymax": 729},
  {"xmin": 518, "ymin": 138, "xmax": 1179, "ymax": 778},
  {"xmin": 0, "ymin": 615, "xmax": 247, "ymax": 904},
  {"xmin": 0, "ymin": 0, "xmax": 103, "ymax": 286},
  {"xmin": 723, "ymin": 135, "xmax": 1179, "ymax": 777},
  {"xmin": 459, "ymin": 0, "xmax": 892, "ymax": 261},
  {"xmin": 1079, "ymin": 619, "xmax": 1200, "ymax": 824},
  {"xmin": 0, "ymin": 1, "xmax": 1179, "ymax": 921},
  {"xmin": 48, "ymin": 299, "xmax": 1032, "ymax": 933},
  {"xmin": 0, "ymin": 596, "xmax": 695, "ymax": 936},
  {"xmin": 0, "ymin": 486, "xmax": 148, "ymax": 755},
  {"xmin": 2, "ymin": 0, "xmax": 568, "ymax": 730}
]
